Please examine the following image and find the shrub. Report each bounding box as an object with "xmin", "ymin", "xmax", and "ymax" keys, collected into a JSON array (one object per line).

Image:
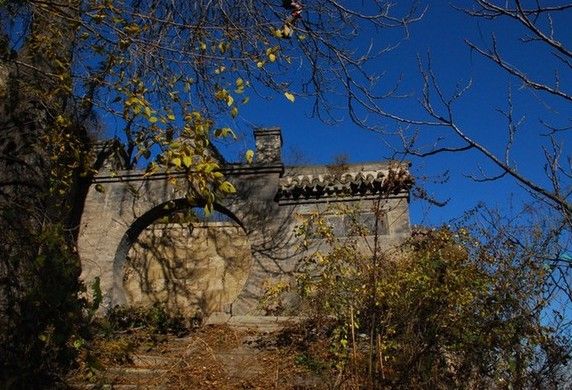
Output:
[{"xmin": 295, "ymin": 208, "xmax": 570, "ymax": 388}]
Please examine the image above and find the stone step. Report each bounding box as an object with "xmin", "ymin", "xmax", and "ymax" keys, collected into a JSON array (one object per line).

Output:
[
  {"xmin": 68, "ymin": 374, "xmax": 172, "ymax": 390},
  {"xmin": 205, "ymin": 314, "xmax": 304, "ymax": 327},
  {"xmin": 105, "ymin": 367, "xmax": 169, "ymax": 376},
  {"xmin": 68, "ymin": 384, "xmax": 138, "ymax": 389},
  {"xmin": 69, "ymin": 384, "xmax": 167, "ymax": 390},
  {"xmin": 66, "ymin": 320, "xmax": 319, "ymax": 389},
  {"xmin": 225, "ymin": 315, "xmax": 303, "ymax": 332},
  {"xmin": 130, "ymin": 354, "xmax": 179, "ymax": 368},
  {"xmin": 96, "ymin": 366, "xmax": 170, "ymax": 385}
]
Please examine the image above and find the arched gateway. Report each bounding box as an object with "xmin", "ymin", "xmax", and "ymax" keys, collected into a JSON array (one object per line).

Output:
[{"xmin": 78, "ymin": 128, "xmax": 412, "ymax": 316}]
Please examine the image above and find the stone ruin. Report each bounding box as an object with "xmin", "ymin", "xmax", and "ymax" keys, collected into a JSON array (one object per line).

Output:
[{"xmin": 78, "ymin": 128, "xmax": 412, "ymax": 317}]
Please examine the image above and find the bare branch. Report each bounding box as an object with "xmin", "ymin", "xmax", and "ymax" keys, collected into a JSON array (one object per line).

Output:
[{"xmin": 466, "ymin": 38, "xmax": 572, "ymax": 103}]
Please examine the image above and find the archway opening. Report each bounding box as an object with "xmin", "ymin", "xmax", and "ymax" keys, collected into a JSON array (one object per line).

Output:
[{"xmin": 114, "ymin": 200, "xmax": 251, "ymax": 317}]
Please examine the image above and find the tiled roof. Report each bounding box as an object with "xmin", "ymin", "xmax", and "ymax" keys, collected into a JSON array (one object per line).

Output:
[{"xmin": 277, "ymin": 167, "xmax": 412, "ymax": 200}]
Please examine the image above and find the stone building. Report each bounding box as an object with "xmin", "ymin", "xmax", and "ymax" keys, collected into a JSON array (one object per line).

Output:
[{"xmin": 78, "ymin": 128, "xmax": 412, "ymax": 317}]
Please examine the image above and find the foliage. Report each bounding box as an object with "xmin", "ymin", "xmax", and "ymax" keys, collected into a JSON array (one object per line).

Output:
[
  {"xmin": 0, "ymin": 224, "xmax": 85, "ymax": 388},
  {"xmin": 71, "ymin": 303, "xmax": 192, "ymax": 383},
  {"xmin": 103, "ymin": 304, "xmax": 190, "ymax": 336},
  {"xmin": 1, "ymin": 0, "xmax": 422, "ymax": 177},
  {"xmin": 294, "ymin": 206, "xmax": 570, "ymax": 388}
]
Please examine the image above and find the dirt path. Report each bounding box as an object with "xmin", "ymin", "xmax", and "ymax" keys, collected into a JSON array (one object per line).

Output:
[{"xmin": 67, "ymin": 316, "xmax": 325, "ymax": 389}]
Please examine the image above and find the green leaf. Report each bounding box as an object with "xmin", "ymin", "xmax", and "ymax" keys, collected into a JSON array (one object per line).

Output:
[{"xmin": 73, "ymin": 338, "xmax": 86, "ymax": 349}]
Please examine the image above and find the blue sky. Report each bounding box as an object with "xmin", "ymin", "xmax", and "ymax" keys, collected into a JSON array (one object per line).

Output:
[
  {"xmin": 4, "ymin": 1, "xmax": 568, "ymax": 227},
  {"xmin": 64, "ymin": 1, "xmax": 569, "ymax": 228},
  {"xmin": 215, "ymin": 1, "xmax": 571, "ymax": 227}
]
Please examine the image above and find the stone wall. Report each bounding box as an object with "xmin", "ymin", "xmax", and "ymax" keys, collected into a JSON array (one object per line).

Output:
[
  {"xmin": 124, "ymin": 222, "xmax": 251, "ymax": 316},
  {"xmin": 78, "ymin": 128, "xmax": 412, "ymax": 316}
]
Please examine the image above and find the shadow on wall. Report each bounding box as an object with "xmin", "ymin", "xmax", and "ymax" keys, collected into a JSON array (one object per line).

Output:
[
  {"xmin": 124, "ymin": 215, "xmax": 252, "ymax": 317},
  {"xmin": 112, "ymin": 200, "xmax": 252, "ymax": 316}
]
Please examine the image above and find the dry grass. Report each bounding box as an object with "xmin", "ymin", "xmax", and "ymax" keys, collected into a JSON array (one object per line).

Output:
[{"xmin": 68, "ymin": 322, "xmax": 330, "ymax": 389}]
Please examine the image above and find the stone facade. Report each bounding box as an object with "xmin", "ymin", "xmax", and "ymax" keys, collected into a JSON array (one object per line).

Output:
[
  {"xmin": 78, "ymin": 128, "xmax": 411, "ymax": 316},
  {"xmin": 124, "ymin": 221, "xmax": 252, "ymax": 316}
]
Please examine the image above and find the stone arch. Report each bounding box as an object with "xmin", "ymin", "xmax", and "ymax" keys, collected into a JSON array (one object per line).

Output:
[{"xmin": 111, "ymin": 198, "xmax": 251, "ymax": 315}]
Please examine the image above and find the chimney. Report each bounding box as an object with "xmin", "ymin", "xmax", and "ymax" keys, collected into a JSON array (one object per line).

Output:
[{"xmin": 254, "ymin": 127, "xmax": 282, "ymax": 164}]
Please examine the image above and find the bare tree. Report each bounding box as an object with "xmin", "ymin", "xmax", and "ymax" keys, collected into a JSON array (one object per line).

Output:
[
  {"xmin": 394, "ymin": 1, "xmax": 571, "ymax": 225},
  {"xmin": 1, "ymin": 0, "xmax": 424, "ymax": 163},
  {"xmin": 383, "ymin": 5, "xmax": 572, "ymax": 383}
]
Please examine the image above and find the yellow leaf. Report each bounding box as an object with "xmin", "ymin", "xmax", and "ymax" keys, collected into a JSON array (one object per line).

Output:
[
  {"xmin": 125, "ymin": 96, "xmax": 139, "ymax": 106},
  {"xmin": 257, "ymin": 61, "xmax": 265, "ymax": 68},
  {"xmin": 204, "ymin": 162, "xmax": 219, "ymax": 173},
  {"xmin": 171, "ymin": 157, "xmax": 181, "ymax": 168},
  {"xmin": 167, "ymin": 113, "xmax": 175, "ymax": 121},
  {"xmin": 219, "ymin": 181, "xmax": 236, "ymax": 193},
  {"xmin": 284, "ymin": 92, "xmax": 295, "ymax": 102},
  {"xmin": 283, "ymin": 25, "xmax": 293, "ymax": 38},
  {"xmin": 218, "ymin": 41, "xmax": 229, "ymax": 53},
  {"xmin": 245, "ymin": 149, "xmax": 254, "ymax": 164},
  {"xmin": 268, "ymin": 53, "xmax": 276, "ymax": 62},
  {"xmin": 124, "ymin": 24, "xmax": 141, "ymax": 35},
  {"xmin": 182, "ymin": 155, "xmax": 192, "ymax": 168},
  {"xmin": 215, "ymin": 88, "xmax": 227, "ymax": 100},
  {"xmin": 214, "ymin": 127, "xmax": 236, "ymax": 139},
  {"xmin": 231, "ymin": 106, "xmax": 238, "ymax": 118}
]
